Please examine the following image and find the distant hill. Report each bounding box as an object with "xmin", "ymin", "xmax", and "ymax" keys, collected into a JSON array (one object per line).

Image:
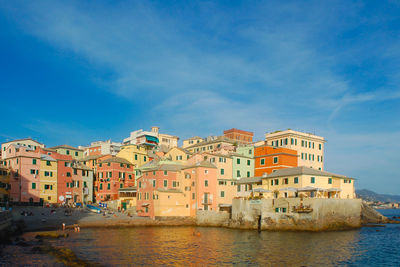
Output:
[{"xmin": 356, "ymin": 189, "xmax": 400, "ymax": 203}]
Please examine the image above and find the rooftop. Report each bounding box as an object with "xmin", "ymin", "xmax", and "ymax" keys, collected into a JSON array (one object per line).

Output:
[
  {"xmin": 100, "ymin": 157, "xmax": 132, "ymax": 165},
  {"xmin": 265, "ymin": 166, "xmax": 352, "ymax": 179},
  {"xmin": 49, "ymin": 144, "xmax": 83, "ymax": 151}
]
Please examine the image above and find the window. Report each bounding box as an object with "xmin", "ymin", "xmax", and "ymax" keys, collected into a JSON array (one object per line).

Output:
[
  {"xmin": 135, "ymin": 154, "xmax": 138, "ymax": 160},
  {"xmin": 120, "ymin": 184, "xmax": 123, "ymax": 188},
  {"xmin": 311, "ymin": 177, "xmax": 315, "ymax": 184},
  {"xmin": 163, "ymin": 180, "xmax": 168, "ymax": 187},
  {"xmin": 144, "ymin": 156, "xmax": 147, "ymax": 162},
  {"xmin": 344, "ymin": 179, "xmax": 348, "ymax": 183},
  {"xmin": 294, "ymin": 177, "xmax": 299, "ymax": 184},
  {"xmin": 220, "ymin": 191, "xmax": 225, "ymax": 197},
  {"xmin": 173, "ymin": 181, "xmax": 177, "ymax": 187},
  {"xmin": 237, "ymin": 185, "xmax": 241, "ymax": 192},
  {"xmin": 237, "ymin": 170, "xmax": 241, "ymax": 177},
  {"xmin": 273, "ymin": 157, "xmax": 278, "ymax": 164},
  {"xmin": 74, "ymin": 169, "xmax": 77, "ymax": 175},
  {"xmin": 205, "ymin": 170, "xmax": 208, "ymax": 174},
  {"xmin": 328, "ymin": 178, "xmax": 332, "ymax": 184},
  {"xmin": 319, "ymin": 144, "xmax": 322, "ymax": 150},
  {"xmin": 349, "ymin": 180, "xmax": 352, "ymax": 184},
  {"xmin": 237, "ymin": 158, "xmax": 240, "ymax": 164},
  {"xmin": 220, "ymin": 169, "xmax": 224, "ymax": 175},
  {"xmin": 32, "ymin": 183, "xmax": 36, "ymax": 189},
  {"xmin": 291, "ymin": 138, "xmax": 294, "ymax": 145},
  {"xmin": 46, "ymin": 161, "xmax": 51, "ymax": 166},
  {"xmin": 44, "ymin": 171, "xmax": 49, "ymax": 177},
  {"xmin": 139, "ymin": 181, "xmax": 142, "ymax": 188},
  {"xmin": 192, "ymin": 193, "xmax": 195, "ymax": 199},
  {"xmin": 247, "ymin": 160, "xmax": 250, "ymax": 166},
  {"xmin": 32, "ymin": 159, "xmax": 37, "ymax": 165},
  {"xmin": 249, "ymin": 149, "xmax": 252, "ymax": 154},
  {"xmin": 100, "ymin": 184, "xmax": 103, "ymax": 190},
  {"xmin": 260, "ymin": 159, "xmax": 265, "ymax": 165},
  {"xmin": 247, "ymin": 171, "xmax": 250, "ymax": 177},
  {"xmin": 44, "ymin": 184, "xmax": 50, "ymax": 190},
  {"xmin": 164, "ymin": 171, "xmax": 168, "ymax": 176},
  {"xmin": 274, "ymin": 179, "xmax": 279, "ymax": 185},
  {"xmin": 107, "ymin": 183, "xmax": 111, "ymax": 189},
  {"xmin": 271, "ymin": 180, "xmax": 274, "ymax": 186},
  {"xmin": 205, "ymin": 180, "xmax": 208, "ymax": 187},
  {"xmin": 283, "ymin": 178, "xmax": 288, "ymax": 184},
  {"xmin": 30, "ymin": 169, "xmax": 35, "ymax": 174},
  {"xmin": 66, "ymin": 150, "xmax": 70, "ymax": 155}
]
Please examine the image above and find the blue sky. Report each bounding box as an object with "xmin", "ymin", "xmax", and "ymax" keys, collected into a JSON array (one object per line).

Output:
[{"xmin": 1, "ymin": 1, "xmax": 399, "ymax": 194}]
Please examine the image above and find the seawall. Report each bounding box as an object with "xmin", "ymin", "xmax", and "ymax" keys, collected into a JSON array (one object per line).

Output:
[{"xmin": 229, "ymin": 198, "xmax": 362, "ymax": 231}]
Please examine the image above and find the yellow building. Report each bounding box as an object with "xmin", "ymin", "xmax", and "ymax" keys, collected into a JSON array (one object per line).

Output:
[
  {"xmin": 262, "ymin": 167, "xmax": 355, "ymax": 199},
  {"xmin": 265, "ymin": 129, "xmax": 326, "ymax": 170},
  {"xmin": 164, "ymin": 147, "xmax": 192, "ymax": 164},
  {"xmin": 0, "ymin": 161, "xmax": 10, "ymax": 203},
  {"xmin": 49, "ymin": 145, "xmax": 84, "ymax": 160},
  {"xmin": 185, "ymin": 136, "xmax": 236, "ymax": 154},
  {"xmin": 118, "ymin": 186, "xmax": 137, "ymax": 211},
  {"xmin": 182, "ymin": 136, "xmax": 204, "ymax": 149},
  {"xmin": 117, "ymin": 144, "xmax": 148, "ymax": 168},
  {"xmin": 39, "ymin": 154, "xmax": 58, "ymax": 203},
  {"xmin": 236, "ymin": 167, "xmax": 355, "ymax": 199}
]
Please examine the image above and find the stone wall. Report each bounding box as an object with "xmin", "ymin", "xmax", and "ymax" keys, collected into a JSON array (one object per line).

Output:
[
  {"xmin": 231, "ymin": 198, "xmax": 362, "ymax": 231},
  {"xmin": 196, "ymin": 210, "xmax": 230, "ymax": 227}
]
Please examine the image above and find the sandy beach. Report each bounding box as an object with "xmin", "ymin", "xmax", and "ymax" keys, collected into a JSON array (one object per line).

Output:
[{"xmin": 10, "ymin": 206, "xmax": 196, "ymax": 232}]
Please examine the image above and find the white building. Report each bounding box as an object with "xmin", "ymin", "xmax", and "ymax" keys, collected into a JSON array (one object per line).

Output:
[
  {"xmin": 80, "ymin": 140, "xmax": 122, "ymax": 157},
  {"xmin": 123, "ymin": 126, "xmax": 179, "ymax": 149},
  {"xmin": 265, "ymin": 129, "xmax": 326, "ymax": 170}
]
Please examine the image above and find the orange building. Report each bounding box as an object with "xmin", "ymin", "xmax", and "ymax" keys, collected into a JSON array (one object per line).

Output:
[
  {"xmin": 223, "ymin": 128, "xmax": 254, "ymax": 144},
  {"xmin": 254, "ymin": 145, "xmax": 298, "ymax": 177}
]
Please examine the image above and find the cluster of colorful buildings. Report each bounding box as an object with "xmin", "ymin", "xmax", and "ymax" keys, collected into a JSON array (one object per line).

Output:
[{"xmin": 0, "ymin": 127, "xmax": 356, "ymax": 219}]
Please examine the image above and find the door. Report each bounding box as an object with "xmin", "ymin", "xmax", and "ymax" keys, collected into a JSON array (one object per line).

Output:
[{"xmin": 122, "ymin": 202, "xmax": 127, "ymax": 210}]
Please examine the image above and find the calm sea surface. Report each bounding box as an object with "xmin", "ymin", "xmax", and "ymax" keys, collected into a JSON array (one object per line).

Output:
[{"xmin": 2, "ymin": 209, "xmax": 400, "ymax": 266}]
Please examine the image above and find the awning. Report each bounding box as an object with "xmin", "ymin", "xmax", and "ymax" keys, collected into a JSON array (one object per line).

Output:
[
  {"xmin": 279, "ymin": 187, "xmax": 298, "ymax": 192},
  {"xmin": 141, "ymin": 203, "xmax": 150, "ymax": 207},
  {"xmin": 252, "ymin": 188, "xmax": 272, "ymax": 193},
  {"xmin": 219, "ymin": 204, "xmax": 232, "ymax": 208},
  {"xmin": 145, "ymin": 136, "xmax": 159, "ymax": 143},
  {"xmin": 327, "ymin": 188, "xmax": 342, "ymax": 192},
  {"xmin": 298, "ymin": 186, "xmax": 326, "ymax": 192}
]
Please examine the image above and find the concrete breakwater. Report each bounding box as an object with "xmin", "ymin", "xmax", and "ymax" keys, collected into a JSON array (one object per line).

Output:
[
  {"xmin": 227, "ymin": 198, "xmax": 363, "ymax": 231},
  {"xmin": 0, "ymin": 210, "xmax": 13, "ymax": 240}
]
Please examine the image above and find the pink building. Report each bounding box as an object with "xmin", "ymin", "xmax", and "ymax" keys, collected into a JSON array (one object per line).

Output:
[{"xmin": 4, "ymin": 144, "xmax": 41, "ymax": 203}]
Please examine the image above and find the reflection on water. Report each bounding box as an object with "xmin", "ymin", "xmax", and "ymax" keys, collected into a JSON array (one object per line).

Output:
[
  {"xmin": 2, "ymin": 209, "xmax": 400, "ymax": 266},
  {"xmin": 49, "ymin": 227, "xmax": 364, "ymax": 266}
]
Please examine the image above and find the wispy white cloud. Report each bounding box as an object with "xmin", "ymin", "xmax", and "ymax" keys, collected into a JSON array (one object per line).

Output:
[{"xmin": 1, "ymin": 1, "xmax": 400, "ymax": 192}]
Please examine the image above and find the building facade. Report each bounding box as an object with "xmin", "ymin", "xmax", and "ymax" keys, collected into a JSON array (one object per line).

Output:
[
  {"xmin": 95, "ymin": 157, "xmax": 135, "ymax": 202},
  {"xmin": 265, "ymin": 130, "xmax": 325, "ymax": 170},
  {"xmin": 1, "ymin": 138, "xmax": 44, "ymax": 159},
  {"xmin": 254, "ymin": 145, "xmax": 298, "ymax": 177},
  {"xmin": 223, "ymin": 128, "xmax": 254, "ymax": 144}
]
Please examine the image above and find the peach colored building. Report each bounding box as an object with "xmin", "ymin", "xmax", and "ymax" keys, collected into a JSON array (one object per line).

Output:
[
  {"xmin": 1, "ymin": 138, "xmax": 44, "ymax": 160},
  {"xmin": 4, "ymin": 144, "xmax": 41, "ymax": 203}
]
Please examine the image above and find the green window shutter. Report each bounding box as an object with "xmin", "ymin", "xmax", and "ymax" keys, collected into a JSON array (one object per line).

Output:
[
  {"xmin": 294, "ymin": 177, "xmax": 298, "ymax": 184},
  {"xmin": 220, "ymin": 169, "xmax": 224, "ymax": 175},
  {"xmin": 247, "ymin": 160, "xmax": 250, "ymax": 166},
  {"xmin": 237, "ymin": 158, "xmax": 240, "ymax": 164},
  {"xmin": 107, "ymin": 183, "xmax": 110, "ymax": 189},
  {"xmin": 32, "ymin": 183, "xmax": 36, "ymax": 189},
  {"xmin": 311, "ymin": 177, "xmax": 315, "ymax": 183},
  {"xmin": 247, "ymin": 171, "xmax": 250, "ymax": 177},
  {"xmin": 33, "ymin": 159, "xmax": 37, "ymax": 165}
]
